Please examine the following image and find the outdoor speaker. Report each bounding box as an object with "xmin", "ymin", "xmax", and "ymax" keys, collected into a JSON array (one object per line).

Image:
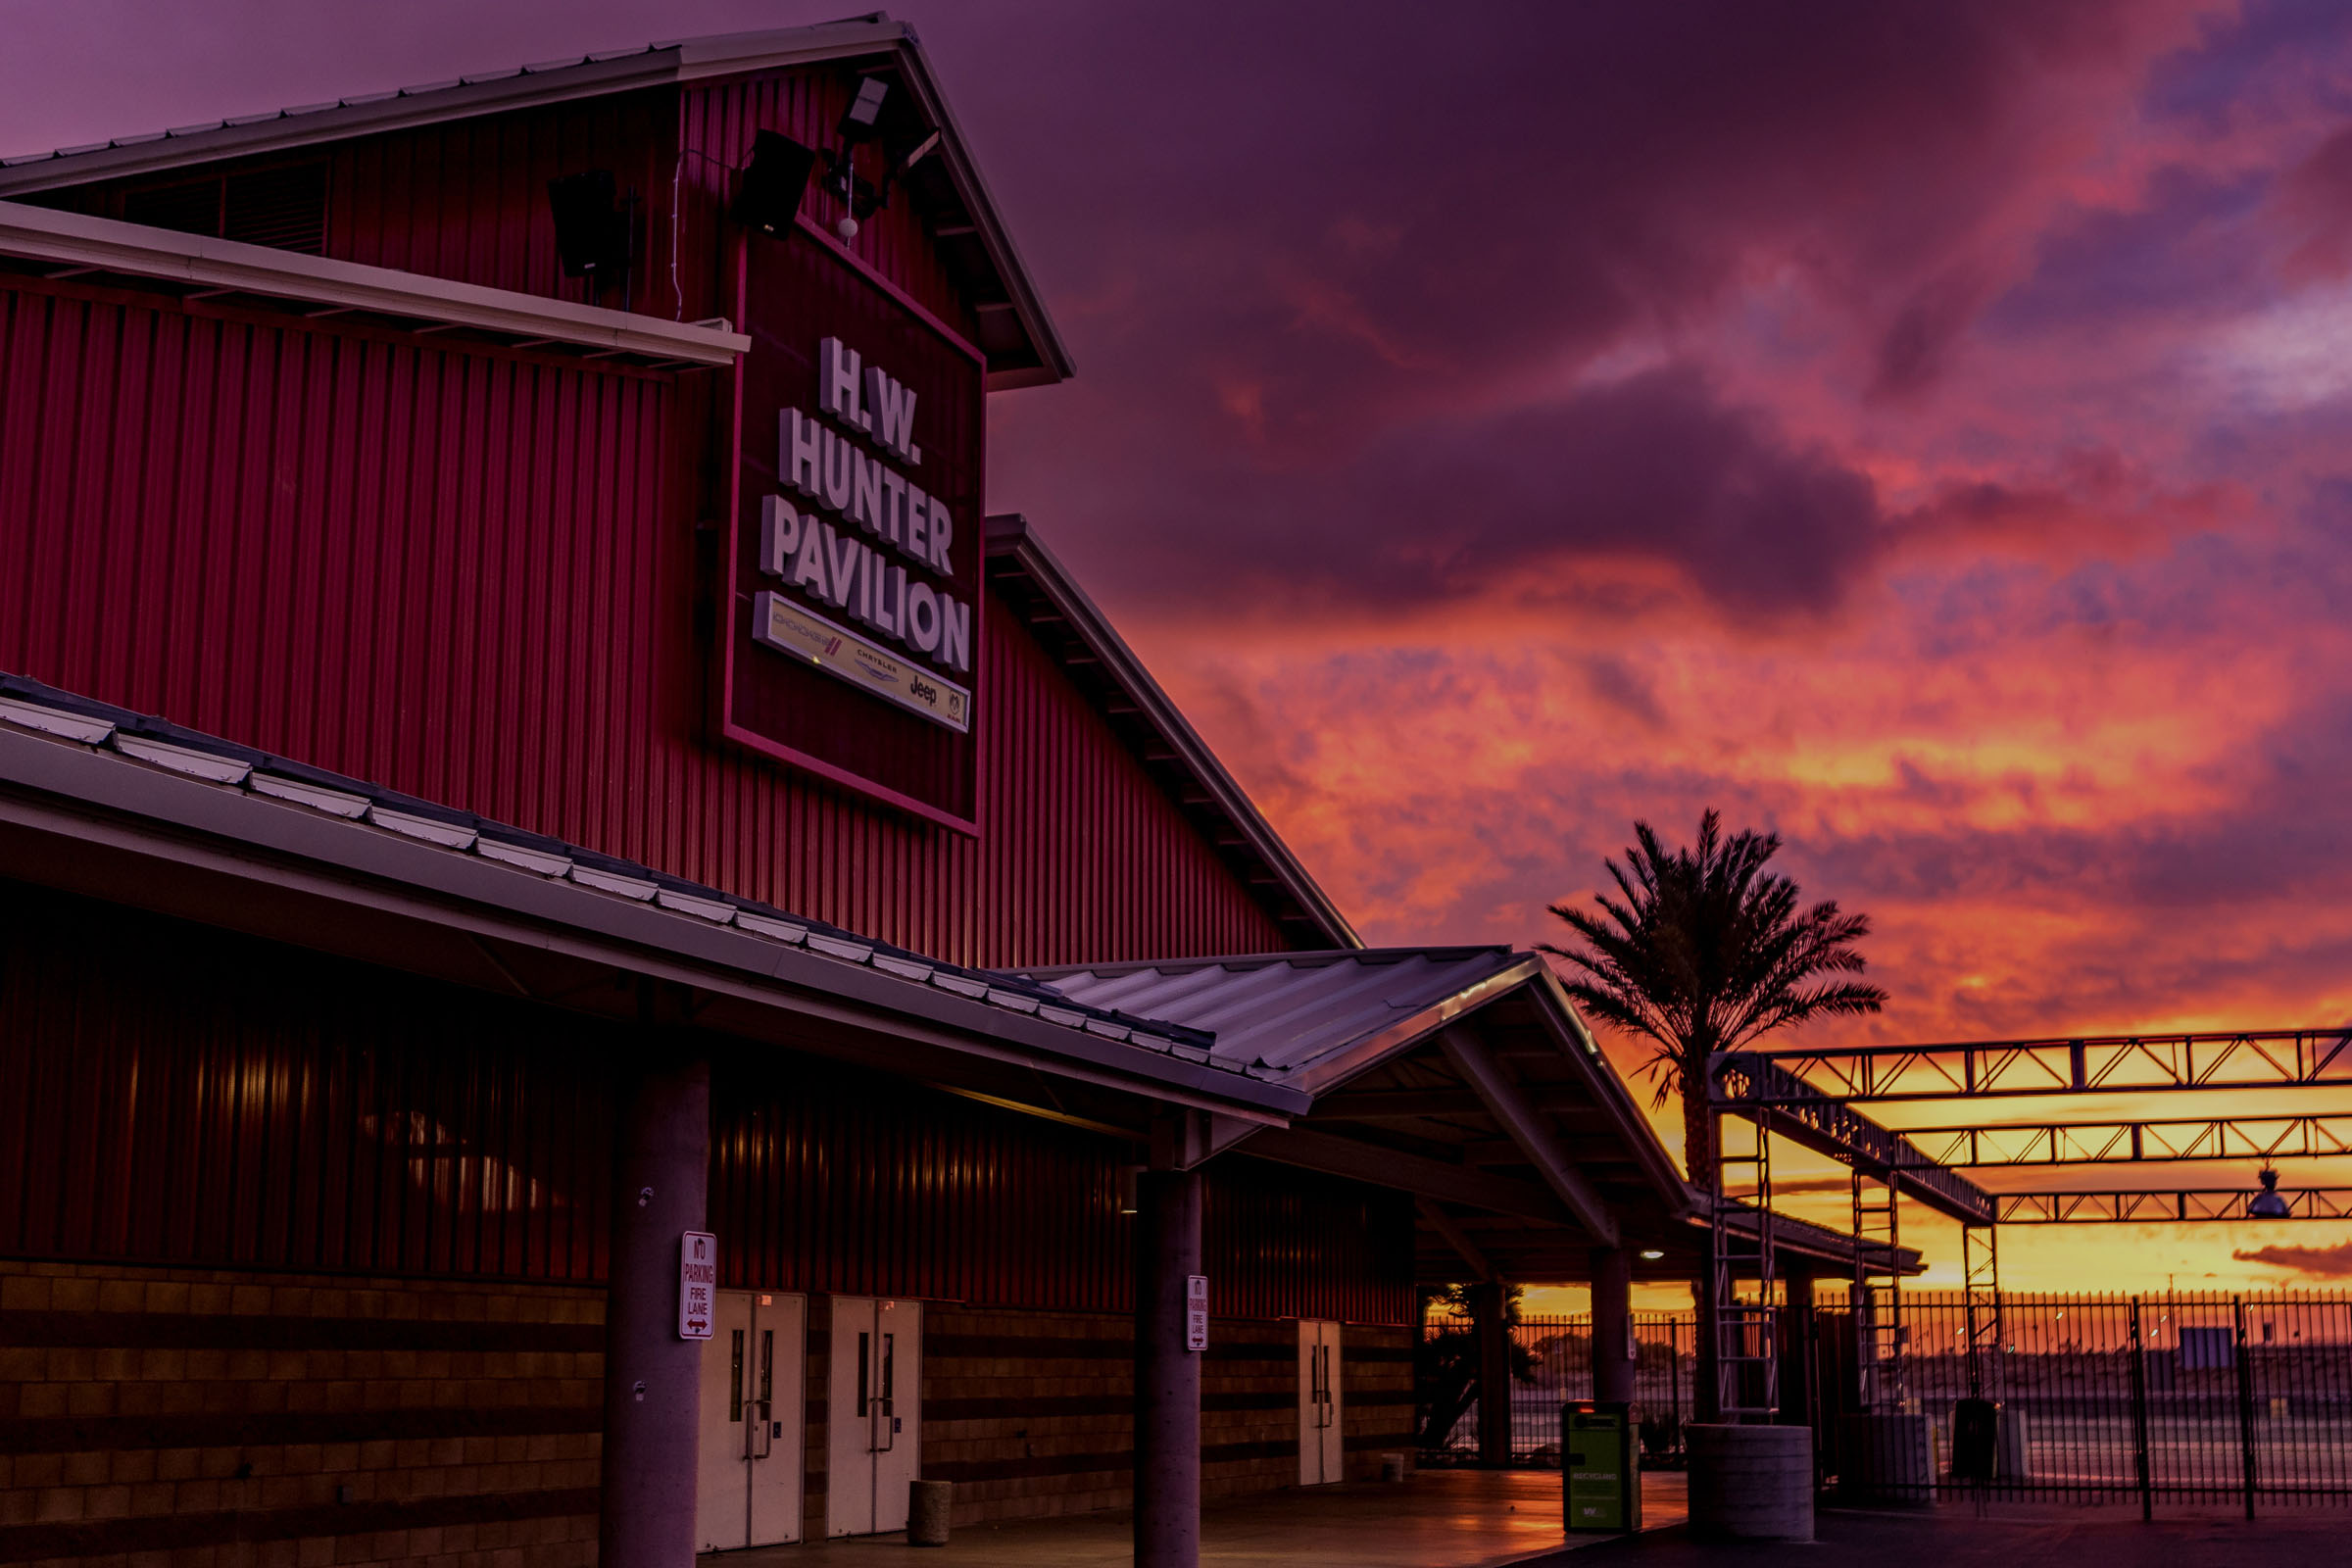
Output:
[
  {"xmin": 734, "ymin": 130, "xmax": 820, "ymax": 236},
  {"xmin": 546, "ymin": 170, "xmax": 630, "ymax": 277}
]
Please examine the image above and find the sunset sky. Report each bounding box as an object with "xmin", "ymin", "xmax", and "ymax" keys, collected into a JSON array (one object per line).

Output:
[{"xmin": 11, "ymin": 0, "xmax": 2352, "ymax": 1296}]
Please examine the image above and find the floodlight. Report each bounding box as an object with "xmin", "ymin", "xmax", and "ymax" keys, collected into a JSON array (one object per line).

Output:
[{"xmin": 839, "ymin": 76, "xmax": 889, "ymax": 143}]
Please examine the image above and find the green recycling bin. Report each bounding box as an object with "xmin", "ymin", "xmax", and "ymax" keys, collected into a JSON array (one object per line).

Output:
[{"xmin": 1562, "ymin": 1400, "xmax": 1641, "ymax": 1533}]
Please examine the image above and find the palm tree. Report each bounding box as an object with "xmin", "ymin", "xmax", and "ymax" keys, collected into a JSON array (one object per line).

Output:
[{"xmin": 1542, "ymin": 810, "xmax": 1886, "ymax": 1191}]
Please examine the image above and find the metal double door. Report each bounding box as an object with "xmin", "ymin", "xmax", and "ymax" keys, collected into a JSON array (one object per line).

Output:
[
  {"xmin": 697, "ymin": 1291, "xmax": 807, "ymax": 1551},
  {"xmin": 826, "ymin": 1297, "xmax": 922, "ymax": 1536},
  {"xmin": 1298, "ymin": 1319, "xmax": 1345, "ymax": 1485}
]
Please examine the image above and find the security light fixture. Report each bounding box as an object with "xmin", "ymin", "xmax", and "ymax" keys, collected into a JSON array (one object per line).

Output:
[
  {"xmin": 2250, "ymin": 1166, "xmax": 2292, "ymax": 1219},
  {"xmin": 838, "ymin": 76, "xmax": 890, "ymax": 142},
  {"xmin": 1118, "ymin": 1164, "xmax": 1144, "ymax": 1215},
  {"xmin": 1639, "ymin": 1249, "xmax": 1665, "ymax": 1260}
]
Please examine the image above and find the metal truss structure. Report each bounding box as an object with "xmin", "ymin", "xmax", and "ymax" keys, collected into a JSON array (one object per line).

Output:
[
  {"xmin": 1708, "ymin": 1109, "xmax": 1780, "ymax": 1419},
  {"xmin": 1899, "ymin": 1114, "xmax": 2352, "ymax": 1167},
  {"xmin": 1741, "ymin": 1027, "xmax": 2352, "ymax": 1102},
  {"xmin": 1962, "ymin": 1224, "xmax": 1999, "ymax": 1397},
  {"xmin": 1995, "ymin": 1186, "xmax": 2352, "ymax": 1223},
  {"xmin": 1851, "ymin": 1170, "xmax": 1903, "ymax": 1408},
  {"xmin": 1713, "ymin": 1053, "xmax": 1995, "ymax": 1222},
  {"xmin": 1699, "ymin": 1023, "xmax": 2352, "ymax": 1420}
]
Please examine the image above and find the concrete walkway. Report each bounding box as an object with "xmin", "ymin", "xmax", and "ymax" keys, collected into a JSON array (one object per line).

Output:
[
  {"xmin": 1523, "ymin": 1499, "xmax": 2352, "ymax": 1566},
  {"xmin": 719, "ymin": 1470, "xmax": 1688, "ymax": 1568}
]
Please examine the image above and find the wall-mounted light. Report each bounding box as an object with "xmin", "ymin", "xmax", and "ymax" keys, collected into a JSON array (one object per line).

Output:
[
  {"xmin": 1118, "ymin": 1164, "xmax": 1144, "ymax": 1216},
  {"xmin": 1639, "ymin": 1249, "xmax": 1665, "ymax": 1260}
]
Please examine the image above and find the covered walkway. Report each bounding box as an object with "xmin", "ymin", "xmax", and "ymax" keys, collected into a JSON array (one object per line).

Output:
[{"xmin": 720, "ymin": 1471, "xmax": 1688, "ymax": 1568}]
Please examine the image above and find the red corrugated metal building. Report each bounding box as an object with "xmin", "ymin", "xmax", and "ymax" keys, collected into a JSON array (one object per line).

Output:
[{"xmin": 0, "ymin": 20, "xmax": 1704, "ymax": 1568}]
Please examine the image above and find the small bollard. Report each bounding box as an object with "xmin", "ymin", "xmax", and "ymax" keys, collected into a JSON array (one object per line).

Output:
[
  {"xmin": 908, "ymin": 1479, "xmax": 953, "ymax": 1547},
  {"xmin": 1381, "ymin": 1451, "xmax": 1409, "ymax": 1483}
]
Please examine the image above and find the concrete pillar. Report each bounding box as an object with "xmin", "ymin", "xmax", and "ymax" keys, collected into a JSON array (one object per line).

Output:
[
  {"xmin": 1591, "ymin": 1248, "xmax": 1637, "ymax": 1405},
  {"xmin": 599, "ymin": 1046, "xmax": 711, "ymax": 1568},
  {"xmin": 1135, "ymin": 1156, "xmax": 1202, "ymax": 1568},
  {"xmin": 1473, "ymin": 1280, "xmax": 1512, "ymax": 1465}
]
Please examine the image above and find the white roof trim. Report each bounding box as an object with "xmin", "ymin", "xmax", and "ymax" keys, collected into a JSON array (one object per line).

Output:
[{"xmin": 0, "ymin": 200, "xmax": 749, "ymax": 366}]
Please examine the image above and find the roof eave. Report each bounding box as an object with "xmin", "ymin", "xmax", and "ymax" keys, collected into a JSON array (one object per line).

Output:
[
  {"xmin": 0, "ymin": 710, "xmax": 1304, "ymax": 1121},
  {"xmin": 987, "ymin": 514, "xmax": 1357, "ymax": 949},
  {"xmin": 0, "ymin": 49, "xmax": 681, "ymax": 191}
]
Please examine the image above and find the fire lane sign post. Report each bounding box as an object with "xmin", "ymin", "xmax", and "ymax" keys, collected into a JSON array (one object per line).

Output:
[{"xmin": 679, "ymin": 1231, "xmax": 717, "ymax": 1340}]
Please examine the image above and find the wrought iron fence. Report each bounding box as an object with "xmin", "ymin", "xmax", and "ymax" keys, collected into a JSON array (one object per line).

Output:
[
  {"xmin": 1419, "ymin": 1290, "xmax": 2352, "ymax": 1509},
  {"xmin": 1837, "ymin": 1291, "xmax": 2352, "ymax": 1508},
  {"xmin": 1419, "ymin": 1310, "xmax": 1698, "ymax": 1467}
]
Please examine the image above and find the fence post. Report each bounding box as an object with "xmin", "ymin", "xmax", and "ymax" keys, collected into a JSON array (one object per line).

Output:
[
  {"xmin": 1670, "ymin": 1318, "xmax": 1683, "ymax": 1456},
  {"xmin": 2128, "ymin": 1298, "xmax": 2152, "ymax": 1522},
  {"xmin": 2233, "ymin": 1297, "xmax": 2257, "ymax": 1521}
]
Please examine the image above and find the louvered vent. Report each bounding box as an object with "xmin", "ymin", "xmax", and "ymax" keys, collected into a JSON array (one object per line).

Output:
[
  {"xmin": 118, "ymin": 164, "xmax": 326, "ymax": 254},
  {"xmin": 222, "ymin": 164, "xmax": 327, "ymax": 254},
  {"xmin": 122, "ymin": 178, "xmax": 222, "ymax": 237}
]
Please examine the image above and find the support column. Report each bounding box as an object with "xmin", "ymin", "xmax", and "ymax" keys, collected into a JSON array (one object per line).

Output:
[
  {"xmin": 1135, "ymin": 1126, "xmax": 1204, "ymax": 1568},
  {"xmin": 599, "ymin": 1045, "xmax": 710, "ymax": 1568},
  {"xmin": 1591, "ymin": 1248, "xmax": 1637, "ymax": 1405},
  {"xmin": 1778, "ymin": 1274, "xmax": 1816, "ymax": 1430},
  {"xmin": 1473, "ymin": 1279, "xmax": 1512, "ymax": 1465}
]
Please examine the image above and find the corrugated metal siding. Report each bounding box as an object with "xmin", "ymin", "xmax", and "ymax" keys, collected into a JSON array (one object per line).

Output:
[
  {"xmin": 710, "ymin": 1054, "xmax": 1414, "ymax": 1324},
  {"xmin": 0, "ymin": 273, "xmax": 1287, "ymax": 968},
  {"xmin": 0, "ymin": 880, "xmax": 1404, "ymax": 1319},
  {"xmin": 0, "ymin": 884, "xmax": 616, "ymax": 1280}
]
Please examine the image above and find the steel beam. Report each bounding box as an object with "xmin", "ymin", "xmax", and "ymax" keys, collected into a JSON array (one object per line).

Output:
[
  {"xmin": 1242, "ymin": 1126, "xmax": 1574, "ymax": 1224},
  {"xmin": 1995, "ymin": 1186, "xmax": 2352, "ymax": 1222},
  {"xmin": 1418, "ymin": 1198, "xmax": 1499, "ymax": 1282},
  {"xmin": 1441, "ymin": 1028, "xmax": 1620, "ymax": 1246},
  {"xmin": 1712, "ymin": 1053, "xmax": 1996, "ymax": 1225},
  {"xmin": 1741, "ymin": 1028, "xmax": 2352, "ymax": 1102},
  {"xmin": 1896, "ymin": 1113, "xmax": 2352, "ymax": 1167}
]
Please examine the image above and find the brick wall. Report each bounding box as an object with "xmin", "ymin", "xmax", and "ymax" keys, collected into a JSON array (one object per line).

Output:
[
  {"xmin": 0, "ymin": 1260, "xmax": 604, "ymax": 1568},
  {"xmin": 916, "ymin": 1306, "xmax": 1415, "ymax": 1527}
]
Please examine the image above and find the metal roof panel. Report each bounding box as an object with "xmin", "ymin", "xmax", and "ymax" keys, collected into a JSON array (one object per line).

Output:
[{"xmin": 1033, "ymin": 948, "xmax": 1527, "ymax": 1078}]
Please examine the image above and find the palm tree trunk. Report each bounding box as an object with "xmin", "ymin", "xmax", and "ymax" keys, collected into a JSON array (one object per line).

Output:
[
  {"xmin": 1682, "ymin": 1073, "xmax": 1716, "ymax": 1194},
  {"xmin": 1683, "ymin": 1056, "xmax": 1723, "ymax": 1421}
]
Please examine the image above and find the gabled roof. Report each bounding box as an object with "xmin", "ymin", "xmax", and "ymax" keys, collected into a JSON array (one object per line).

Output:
[
  {"xmin": 987, "ymin": 514, "xmax": 1359, "ymax": 951},
  {"xmin": 1035, "ymin": 947, "xmax": 1526, "ymax": 1089},
  {"xmin": 0, "ymin": 14, "xmax": 1069, "ymax": 389}
]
